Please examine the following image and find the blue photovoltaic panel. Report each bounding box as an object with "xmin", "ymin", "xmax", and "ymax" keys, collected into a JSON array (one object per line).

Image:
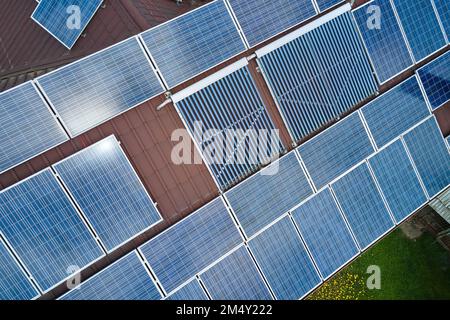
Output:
[
  {"xmin": 36, "ymin": 37, "xmax": 164, "ymax": 137},
  {"xmin": 176, "ymin": 65, "xmax": 283, "ymax": 190},
  {"xmin": 139, "ymin": 198, "xmax": 242, "ymax": 293},
  {"xmin": 166, "ymin": 279, "xmax": 209, "ymax": 300},
  {"xmin": 201, "ymin": 246, "xmax": 272, "ymax": 300},
  {"xmin": 141, "ymin": 0, "xmax": 246, "ymax": 88},
  {"xmin": 361, "ymin": 77, "xmax": 430, "ymax": 148},
  {"xmin": 315, "ymin": 0, "xmax": 345, "ymax": 12},
  {"xmin": 331, "ymin": 163, "xmax": 394, "ymax": 250},
  {"xmin": 0, "ymin": 82, "xmax": 68, "ymax": 174},
  {"xmin": 0, "ymin": 169, "xmax": 103, "ymax": 292},
  {"xmin": 298, "ymin": 113, "xmax": 374, "ymax": 189},
  {"xmin": 249, "ymin": 217, "xmax": 321, "ymax": 300},
  {"xmin": 403, "ymin": 117, "xmax": 450, "ymax": 198},
  {"xmin": 226, "ymin": 0, "xmax": 316, "ymax": 47},
  {"xmin": 353, "ymin": 0, "xmax": 413, "ymax": 83},
  {"xmin": 433, "ymin": 0, "xmax": 450, "ymax": 38},
  {"xmin": 369, "ymin": 140, "xmax": 427, "ymax": 223},
  {"xmin": 417, "ymin": 51, "xmax": 450, "ymax": 111},
  {"xmin": 53, "ymin": 136, "xmax": 161, "ymax": 252},
  {"xmin": 392, "ymin": 0, "xmax": 446, "ymax": 61},
  {"xmin": 60, "ymin": 251, "xmax": 161, "ymax": 300},
  {"xmin": 0, "ymin": 240, "xmax": 38, "ymax": 300},
  {"xmin": 258, "ymin": 11, "xmax": 377, "ymax": 142},
  {"xmin": 225, "ymin": 152, "xmax": 313, "ymax": 237},
  {"xmin": 31, "ymin": 0, "xmax": 103, "ymax": 49},
  {"xmin": 291, "ymin": 189, "xmax": 359, "ymax": 279}
]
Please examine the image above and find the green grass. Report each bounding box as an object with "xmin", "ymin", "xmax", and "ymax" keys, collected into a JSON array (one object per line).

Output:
[{"xmin": 307, "ymin": 228, "xmax": 450, "ymax": 300}]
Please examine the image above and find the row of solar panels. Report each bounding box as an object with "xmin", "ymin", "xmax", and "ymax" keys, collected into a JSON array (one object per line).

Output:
[
  {"xmin": 52, "ymin": 88, "xmax": 450, "ymax": 300},
  {"xmin": 0, "ymin": 136, "xmax": 162, "ymax": 299}
]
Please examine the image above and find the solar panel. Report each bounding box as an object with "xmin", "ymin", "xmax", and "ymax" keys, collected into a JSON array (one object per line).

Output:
[
  {"xmin": 200, "ymin": 246, "xmax": 272, "ymax": 300},
  {"xmin": 403, "ymin": 117, "xmax": 450, "ymax": 198},
  {"xmin": 331, "ymin": 163, "xmax": 394, "ymax": 250},
  {"xmin": 225, "ymin": 151, "xmax": 313, "ymax": 237},
  {"xmin": 226, "ymin": 0, "xmax": 316, "ymax": 47},
  {"xmin": 36, "ymin": 37, "xmax": 164, "ymax": 137},
  {"xmin": 0, "ymin": 239, "xmax": 39, "ymax": 300},
  {"xmin": 60, "ymin": 251, "xmax": 161, "ymax": 300},
  {"xmin": 417, "ymin": 51, "xmax": 450, "ymax": 111},
  {"xmin": 0, "ymin": 82, "xmax": 68, "ymax": 175},
  {"xmin": 433, "ymin": 0, "xmax": 450, "ymax": 38},
  {"xmin": 368, "ymin": 140, "xmax": 428, "ymax": 223},
  {"xmin": 140, "ymin": 0, "xmax": 246, "ymax": 88},
  {"xmin": 248, "ymin": 217, "xmax": 321, "ymax": 300},
  {"xmin": 139, "ymin": 197, "xmax": 242, "ymax": 294},
  {"xmin": 298, "ymin": 112, "xmax": 374, "ymax": 190},
  {"xmin": 361, "ymin": 76, "xmax": 430, "ymax": 148},
  {"xmin": 31, "ymin": 0, "xmax": 103, "ymax": 49},
  {"xmin": 0, "ymin": 169, "xmax": 104, "ymax": 292},
  {"xmin": 174, "ymin": 61, "xmax": 283, "ymax": 190},
  {"xmin": 291, "ymin": 188, "xmax": 359, "ymax": 279},
  {"xmin": 53, "ymin": 136, "xmax": 162, "ymax": 252},
  {"xmin": 353, "ymin": 0, "xmax": 413, "ymax": 83},
  {"xmin": 257, "ymin": 9, "xmax": 377, "ymax": 142},
  {"xmin": 391, "ymin": 0, "xmax": 446, "ymax": 62},
  {"xmin": 165, "ymin": 279, "xmax": 209, "ymax": 300},
  {"xmin": 315, "ymin": 0, "xmax": 345, "ymax": 12}
]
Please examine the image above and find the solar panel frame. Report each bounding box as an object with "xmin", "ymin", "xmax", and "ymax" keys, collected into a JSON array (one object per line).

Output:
[
  {"xmin": 35, "ymin": 36, "xmax": 165, "ymax": 137},
  {"xmin": 0, "ymin": 168, "xmax": 105, "ymax": 293},
  {"xmin": 0, "ymin": 81, "xmax": 69, "ymax": 175},
  {"xmin": 31, "ymin": 0, "xmax": 103, "ymax": 49},
  {"xmin": 53, "ymin": 135, "xmax": 162, "ymax": 253},
  {"xmin": 314, "ymin": 0, "xmax": 346, "ymax": 12},
  {"xmin": 165, "ymin": 278, "xmax": 209, "ymax": 300}
]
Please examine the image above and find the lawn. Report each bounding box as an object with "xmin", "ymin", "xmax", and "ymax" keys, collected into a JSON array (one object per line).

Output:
[{"xmin": 307, "ymin": 228, "xmax": 450, "ymax": 300}]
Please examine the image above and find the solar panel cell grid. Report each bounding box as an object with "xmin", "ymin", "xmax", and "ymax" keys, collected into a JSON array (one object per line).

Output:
[
  {"xmin": 315, "ymin": 0, "xmax": 345, "ymax": 12},
  {"xmin": 331, "ymin": 163, "xmax": 395, "ymax": 250},
  {"xmin": 433, "ymin": 0, "xmax": 450, "ymax": 39},
  {"xmin": 36, "ymin": 37, "xmax": 164, "ymax": 137},
  {"xmin": 291, "ymin": 188, "xmax": 359, "ymax": 279},
  {"xmin": 60, "ymin": 251, "xmax": 161, "ymax": 300},
  {"xmin": 368, "ymin": 140, "xmax": 428, "ymax": 223},
  {"xmin": 200, "ymin": 246, "xmax": 273, "ymax": 300},
  {"xmin": 225, "ymin": 151, "xmax": 313, "ymax": 237},
  {"xmin": 0, "ymin": 169, "xmax": 104, "ymax": 292},
  {"xmin": 166, "ymin": 279, "xmax": 209, "ymax": 300},
  {"xmin": 0, "ymin": 82, "xmax": 68, "ymax": 175},
  {"xmin": 353, "ymin": 0, "xmax": 413, "ymax": 83},
  {"xmin": 249, "ymin": 217, "xmax": 321, "ymax": 300},
  {"xmin": 53, "ymin": 136, "xmax": 162, "ymax": 252},
  {"xmin": 140, "ymin": 0, "xmax": 246, "ymax": 88}
]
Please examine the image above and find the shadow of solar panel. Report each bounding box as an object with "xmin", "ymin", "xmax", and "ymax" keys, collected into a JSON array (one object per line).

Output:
[
  {"xmin": 249, "ymin": 217, "xmax": 321, "ymax": 300},
  {"xmin": 368, "ymin": 140, "xmax": 427, "ymax": 223},
  {"xmin": 31, "ymin": 0, "xmax": 103, "ymax": 49},
  {"xmin": 225, "ymin": 151, "xmax": 313, "ymax": 238},
  {"xmin": 433, "ymin": 0, "xmax": 450, "ymax": 39},
  {"xmin": 0, "ymin": 82, "xmax": 68, "ymax": 175},
  {"xmin": 258, "ymin": 10, "xmax": 377, "ymax": 142},
  {"xmin": 175, "ymin": 64, "xmax": 283, "ymax": 190},
  {"xmin": 139, "ymin": 198, "xmax": 242, "ymax": 294},
  {"xmin": 331, "ymin": 163, "xmax": 394, "ymax": 250},
  {"xmin": 417, "ymin": 51, "xmax": 450, "ymax": 111},
  {"xmin": 361, "ymin": 76, "xmax": 430, "ymax": 148},
  {"xmin": 353, "ymin": 0, "xmax": 413, "ymax": 83},
  {"xmin": 291, "ymin": 188, "xmax": 359, "ymax": 279},
  {"xmin": 140, "ymin": 0, "xmax": 246, "ymax": 88},
  {"xmin": 392, "ymin": 0, "xmax": 446, "ymax": 62},
  {"xmin": 165, "ymin": 279, "xmax": 209, "ymax": 300},
  {"xmin": 226, "ymin": 0, "xmax": 316, "ymax": 47},
  {"xmin": 36, "ymin": 37, "xmax": 164, "ymax": 137},
  {"xmin": 315, "ymin": 0, "xmax": 345, "ymax": 12},
  {"xmin": 53, "ymin": 136, "xmax": 162, "ymax": 252},
  {"xmin": 298, "ymin": 112, "xmax": 374, "ymax": 190},
  {"xmin": 60, "ymin": 251, "xmax": 161, "ymax": 300},
  {"xmin": 200, "ymin": 246, "xmax": 273, "ymax": 300},
  {"xmin": 0, "ymin": 240, "xmax": 39, "ymax": 300},
  {"xmin": 0, "ymin": 169, "xmax": 104, "ymax": 292},
  {"xmin": 403, "ymin": 117, "xmax": 450, "ymax": 198}
]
